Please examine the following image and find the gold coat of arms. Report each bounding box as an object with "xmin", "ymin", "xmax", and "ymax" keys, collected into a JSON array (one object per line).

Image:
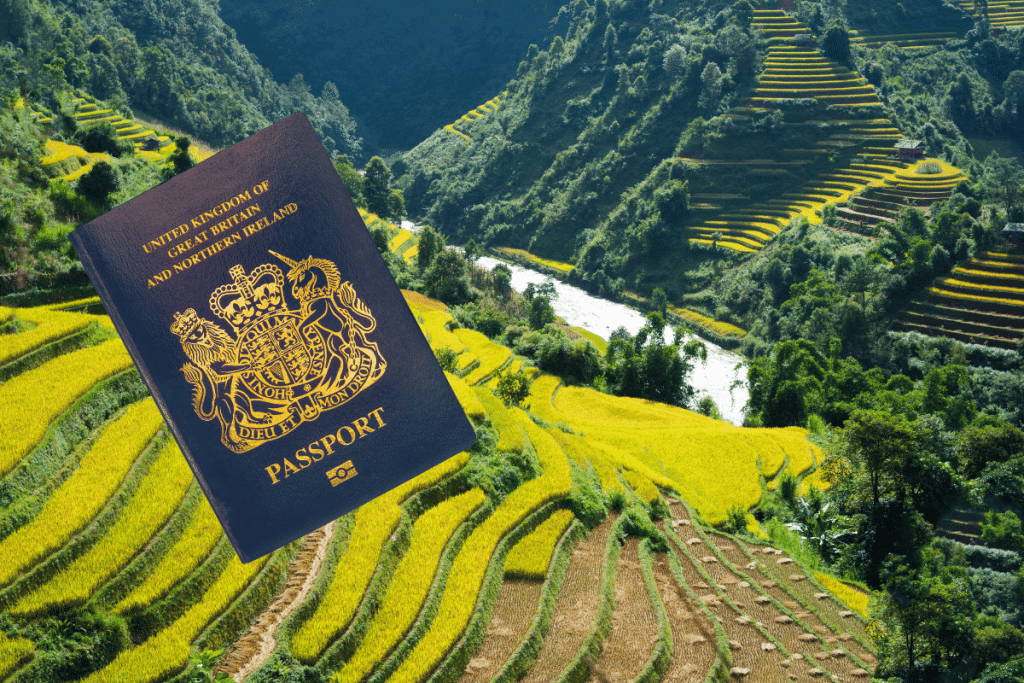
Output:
[{"xmin": 170, "ymin": 251, "xmax": 386, "ymax": 453}]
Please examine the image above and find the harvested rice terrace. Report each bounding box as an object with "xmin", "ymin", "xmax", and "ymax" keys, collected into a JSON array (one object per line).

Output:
[
  {"xmin": 661, "ymin": 499, "xmax": 874, "ymax": 682},
  {"xmin": 0, "ymin": 282, "xmax": 873, "ymax": 683},
  {"xmin": 896, "ymin": 251, "xmax": 1024, "ymax": 348}
]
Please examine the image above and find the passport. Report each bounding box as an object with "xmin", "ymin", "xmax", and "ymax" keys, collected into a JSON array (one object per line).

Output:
[{"xmin": 69, "ymin": 113, "xmax": 476, "ymax": 562}]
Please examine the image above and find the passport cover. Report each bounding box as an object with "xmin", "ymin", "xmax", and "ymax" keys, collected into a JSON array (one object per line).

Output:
[{"xmin": 69, "ymin": 113, "xmax": 476, "ymax": 562}]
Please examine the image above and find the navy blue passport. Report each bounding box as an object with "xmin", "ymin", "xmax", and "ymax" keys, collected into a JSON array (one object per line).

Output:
[{"xmin": 70, "ymin": 113, "xmax": 476, "ymax": 562}]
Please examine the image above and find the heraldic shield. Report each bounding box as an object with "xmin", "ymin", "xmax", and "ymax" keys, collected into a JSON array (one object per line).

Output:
[{"xmin": 170, "ymin": 251, "xmax": 387, "ymax": 453}]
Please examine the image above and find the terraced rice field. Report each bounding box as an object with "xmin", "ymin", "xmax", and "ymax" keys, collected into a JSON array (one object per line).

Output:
[
  {"xmin": 751, "ymin": 9, "xmax": 805, "ymax": 40},
  {"xmin": 897, "ymin": 250, "xmax": 1024, "ymax": 349},
  {"xmin": 751, "ymin": 45, "xmax": 880, "ymax": 107},
  {"xmin": 687, "ymin": 10, "xmax": 942, "ymax": 253},
  {"xmin": 20, "ymin": 95, "xmax": 201, "ymax": 182},
  {"xmin": 0, "ymin": 280, "xmax": 871, "ymax": 681},
  {"xmin": 851, "ymin": 31, "xmax": 959, "ymax": 49},
  {"xmin": 445, "ymin": 92, "xmax": 507, "ymax": 140},
  {"xmin": 834, "ymin": 160, "xmax": 965, "ymax": 231},
  {"xmin": 958, "ymin": 0, "xmax": 1024, "ymax": 27}
]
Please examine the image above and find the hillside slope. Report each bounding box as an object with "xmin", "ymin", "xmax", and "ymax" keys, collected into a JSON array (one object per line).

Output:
[
  {"xmin": 0, "ymin": 279, "xmax": 876, "ymax": 682},
  {"xmin": 0, "ymin": 0, "xmax": 360, "ymax": 156},
  {"xmin": 397, "ymin": 0, "xmax": 1020, "ymax": 308}
]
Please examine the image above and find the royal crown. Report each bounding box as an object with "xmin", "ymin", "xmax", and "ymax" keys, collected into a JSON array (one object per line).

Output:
[
  {"xmin": 209, "ymin": 263, "xmax": 287, "ymax": 333},
  {"xmin": 170, "ymin": 308, "xmax": 201, "ymax": 339}
]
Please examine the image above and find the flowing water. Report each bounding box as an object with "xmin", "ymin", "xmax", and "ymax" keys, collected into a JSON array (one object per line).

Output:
[{"xmin": 475, "ymin": 256, "xmax": 750, "ymax": 425}]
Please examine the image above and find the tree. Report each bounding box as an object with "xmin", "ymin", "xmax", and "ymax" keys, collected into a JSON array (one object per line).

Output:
[
  {"xmin": 654, "ymin": 179, "xmax": 690, "ymax": 224},
  {"xmin": 0, "ymin": 0, "xmax": 30, "ymax": 44},
  {"xmin": 388, "ymin": 188, "xmax": 405, "ymax": 221},
  {"xmin": 416, "ymin": 225, "xmax": 443, "ymax": 272},
  {"xmin": 843, "ymin": 409, "xmax": 920, "ymax": 510},
  {"xmin": 953, "ymin": 421, "xmax": 1024, "ymax": 479},
  {"xmin": 537, "ymin": 278, "xmax": 558, "ymax": 302},
  {"xmin": 982, "ymin": 152, "xmax": 1024, "ymax": 217},
  {"xmin": 746, "ymin": 339, "xmax": 824, "ymax": 428},
  {"xmin": 732, "ymin": 0, "xmax": 754, "ymax": 28},
  {"xmin": 662, "ymin": 44, "xmax": 687, "ymax": 78},
  {"xmin": 604, "ymin": 313, "xmax": 706, "ymax": 408},
  {"xmin": 433, "ymin": 346, "xmax": 458, "ymax": 373},
  {"xmin": 363, "ymin": 156, "xmax": 394, "ymax": 219},
  {"xmin": 495, "ymin": 370, "xmax": 530, "ymax": 407},
  {"xmin": 874, "ymin": 562, "xmax": 975, "ymax": 681},
  {"xmin": 75, "ymin": 121, "xmax": 132, "ymax": 158},
  {"xmin": 529, "ymin": 295, "xmax": 556, "ymax": 330},
  {"xmin": 820, "ymin": 21, "xmax": 851, "ymax": 67},
  {"xmin": 1003, "ymin": 70, "xmax": 1024, "ymax": 114},
  {"xmin": 698, "ymin": 62, "xmax": 723, "ymax": 113},
  {"xmin": 650, "ymin": 287, "xmax": 668, "ymax": 314},
  {"xmin": 334, "ymin": 154, "xmax": 363, "ymax": 205},
  {"xmin": 463, "ymin": 238, "xmax": 481, "ymax": 262},
  {"xmin": 77, "ymin": 160, "xmax": 120, "ymax": 204},
  {"xmin": 491, "ymin": 263, "xmax": 512, "ymax": 299},
  {"xmin": 166, "ymin": 136, "xmax": 194, "ymax": 176},
  {"xmin": 947, "ymin": 72, "xmax": 976, "ymax": 128},
  {"xmin": 423, "ymin": 248, "xmax": 474, "ymax": 305},
  {"xmin": 974, "ymin": 617, "xmax": 1024, "ymax": 672},
  {"xmin": 979, "ymin": 509, "xmax": 1024, "ymax": 553}
]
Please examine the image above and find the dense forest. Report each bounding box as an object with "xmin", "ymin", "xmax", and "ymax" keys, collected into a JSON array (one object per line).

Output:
[
  {"xmin": 0, "ymin": 0, "xmax": 361, "ymax": 154},
  {"xmin": 3, "ymin": 0, "xmax": 1024, "ymax": 680},
  {"xmin": 216, "ymin": 0, "xmax": 557, "ymax": 155}
]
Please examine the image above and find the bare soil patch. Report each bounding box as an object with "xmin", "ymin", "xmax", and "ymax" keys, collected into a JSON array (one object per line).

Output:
[
  {"xmin": 652, "ymin": 554, "xmax": 715, "ymax": 682},
  {"xmin": 520, "ymin": 516, "xmax": 615, "ymax": 683},
  {"xmin": 460, "ymin": 579, "xmax": 544, "ymax": 683},
  {"xmin": 584, "ymin": 538, "xmax": 659, "ymax": 683}
]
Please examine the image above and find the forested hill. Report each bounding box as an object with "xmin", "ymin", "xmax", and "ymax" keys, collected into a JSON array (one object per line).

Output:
[
  {"xmin": 0, "ymin": 0, "xmax": 361, "ymax": 157},
  {"xmin": 397, "ymin": 0, "xmax": 1024, "ymax": 307},
  {"xmin": 216, "ymin": 0, "xmax": 557, "ymax": 156}
]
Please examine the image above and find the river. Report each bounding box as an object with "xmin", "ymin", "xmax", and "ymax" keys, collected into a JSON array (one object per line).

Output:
[{"xmin": 475, "ymin": 256, "xmax": 750, "ymax": 425}]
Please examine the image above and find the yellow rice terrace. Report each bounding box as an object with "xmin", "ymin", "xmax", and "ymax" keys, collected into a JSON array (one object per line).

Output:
[{"xmin": 0, "ymin": 293, "xmax": 874, "ymax": 682}]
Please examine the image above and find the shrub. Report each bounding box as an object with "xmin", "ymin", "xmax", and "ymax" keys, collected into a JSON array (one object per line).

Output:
[
  {"xmin": 980, "ymin": 510, "xmax": 1024, "ymax": 554},
  {"xmin": 495, "ymin": 370, "xmax": 531, "ymax": 407},
  {"xmin": 536, "ymin": 336, "xmax": 602, "ymax": 385},
  {"xmin": 778, "ymin": 469, "xmax": 798, "ymax": 506},
  {"xmin": 77, "ymin": 160, "xmax": 120, "ymax": 204},
  {"xmin": 974, "ymin": 616, "xmax": 1024, "ymax": 669},
  {"xmin": 433, "ymin": 346, "xmax": 458, "ymax": 373},
  {"xmin": 74, "ymin": 121, "xmax": 133, "ymax": 158}
]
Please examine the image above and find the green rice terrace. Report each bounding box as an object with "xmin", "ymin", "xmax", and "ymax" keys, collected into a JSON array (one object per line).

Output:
[{"xmin": 0, "ymin": 270, "xmax": 875, "ymax": 682}]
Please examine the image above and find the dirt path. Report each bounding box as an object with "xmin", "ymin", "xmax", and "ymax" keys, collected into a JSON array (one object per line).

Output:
[
  {"xmin": 216, "ymin": 522, "xmax": 335, "ymax": 682},
  {"xmin": 520, "ymin": 516, "xmax": 615, "ymax": 683},
  {"xmin": 584, "ymin": 537, "xmax": 659, "ymax": 683}
]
